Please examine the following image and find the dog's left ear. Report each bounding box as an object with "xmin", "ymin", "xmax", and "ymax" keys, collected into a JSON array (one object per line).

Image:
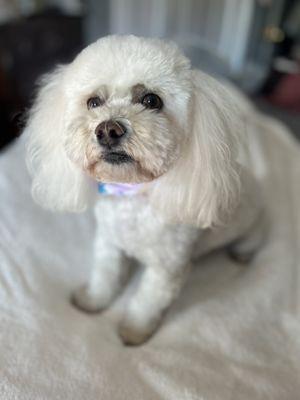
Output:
[{"xmin": 150, "ymin": 71, "xmax": 243, "ymax": 228}]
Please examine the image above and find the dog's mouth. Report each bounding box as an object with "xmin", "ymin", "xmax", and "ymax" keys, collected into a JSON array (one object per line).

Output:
[{"xmin": 103, "ymin": 151, "xmax": 134, "ymax": 165}]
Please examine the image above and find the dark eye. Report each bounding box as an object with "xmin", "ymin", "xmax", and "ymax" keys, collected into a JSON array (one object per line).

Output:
[
  {"xmin": 141, "ymin": 93, "xmax": 163, "ymax": 110},
  {"xmin": 87, "ymin": 96, "xmax": 104, "ymax": 109}
]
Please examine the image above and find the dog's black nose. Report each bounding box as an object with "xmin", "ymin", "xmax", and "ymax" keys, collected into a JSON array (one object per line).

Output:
[{"xmin": 95, "ymin": 120, "xmax": 127, "ymax": 148}]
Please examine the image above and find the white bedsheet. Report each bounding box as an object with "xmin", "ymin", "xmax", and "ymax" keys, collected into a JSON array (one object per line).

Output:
[{"xmin": 0, "ymin": 116, "xmax": 300, "ymax": 399}]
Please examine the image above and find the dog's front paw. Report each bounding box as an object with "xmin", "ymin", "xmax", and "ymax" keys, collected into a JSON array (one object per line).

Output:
[
  {"xmin": 118, "ymin": 317, "xmax": 159, "ymax": 346},
  {"xmin": 71, "ymin": 285, "xmax": 108, "ymax": 314}
]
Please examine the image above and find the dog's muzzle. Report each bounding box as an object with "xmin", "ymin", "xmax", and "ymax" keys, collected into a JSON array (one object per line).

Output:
[{"xmin": 95, "ymin": 120, "xmax": 133, "ymax": 165}]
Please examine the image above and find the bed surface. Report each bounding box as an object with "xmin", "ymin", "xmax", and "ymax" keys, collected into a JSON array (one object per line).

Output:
[{"xmin": 0, "ymin": 117, "xmax": 300, "ymax": 399}]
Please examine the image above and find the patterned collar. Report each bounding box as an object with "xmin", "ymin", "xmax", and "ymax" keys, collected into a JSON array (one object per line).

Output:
[{"xmin": 98, "ymin": 182, "xmax": 144, "ymax": 196}]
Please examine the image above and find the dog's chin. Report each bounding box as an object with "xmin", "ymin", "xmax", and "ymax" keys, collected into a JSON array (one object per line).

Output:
[{"xmin": 87, "ymin": 156, "xmax": 156, "ymax": 184}]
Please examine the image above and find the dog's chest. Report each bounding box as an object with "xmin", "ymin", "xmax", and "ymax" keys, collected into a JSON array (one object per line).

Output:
[{"xmin": 94, "ymin": 196, "xmax": 198, "ymax": 257}]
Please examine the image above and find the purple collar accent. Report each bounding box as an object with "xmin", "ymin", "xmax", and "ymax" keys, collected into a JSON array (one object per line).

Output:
[{"xmin": 98, "ymin": 182, "xmax": 143, "ymax": 196}]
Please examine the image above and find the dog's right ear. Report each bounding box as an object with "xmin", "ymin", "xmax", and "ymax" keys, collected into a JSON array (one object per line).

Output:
[{"xmin": 25, "ymin": 66, "xmax": 95, "ymax": 212}]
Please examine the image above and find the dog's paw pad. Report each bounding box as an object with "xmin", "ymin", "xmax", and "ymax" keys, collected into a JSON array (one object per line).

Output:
[{"xmin": 118, "ymin": 320, "xmax": 154, "ymax": 346}]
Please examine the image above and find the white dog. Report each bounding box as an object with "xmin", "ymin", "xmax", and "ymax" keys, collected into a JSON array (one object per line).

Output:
[{"xmin": 25, "ymin": 35, "xmax": 266, "ymax": 345}]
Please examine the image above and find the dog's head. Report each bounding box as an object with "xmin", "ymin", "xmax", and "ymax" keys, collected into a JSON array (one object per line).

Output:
[{"xmin": 26, "ymin": 35, "xmax": 242, "ymax": 227}]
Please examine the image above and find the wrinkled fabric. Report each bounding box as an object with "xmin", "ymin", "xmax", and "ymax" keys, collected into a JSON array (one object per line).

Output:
[{"xmin": 0, "ymin": 116, "xmax": 300, "ymax": 400}]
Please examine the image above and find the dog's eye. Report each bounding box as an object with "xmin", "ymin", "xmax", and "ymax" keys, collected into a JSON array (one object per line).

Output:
[
  {"xmin": 87, "ymin": 96, "xmax": 104, "ymax": 109},
  {"xmin": 141, "ymin": 93, "xmax": 163, "ymax": 110}
]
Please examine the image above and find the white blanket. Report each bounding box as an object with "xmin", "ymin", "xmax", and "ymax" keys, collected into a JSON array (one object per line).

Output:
[{"xmin": 0, "ymin": 115, "xmax": 300, "ymax": 399}]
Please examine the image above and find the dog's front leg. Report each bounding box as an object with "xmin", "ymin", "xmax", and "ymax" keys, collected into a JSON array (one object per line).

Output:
[
  {"xmin": 119, "ymin": 262, "xmax": 190, "ymax": 346},
  {"xmin": 72, "ymin": 236, "xmax": 126, "ymax": 313}
]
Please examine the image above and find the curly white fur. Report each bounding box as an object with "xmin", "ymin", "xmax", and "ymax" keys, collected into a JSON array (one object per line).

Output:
[{"xmin": 25, "ymin": 35, "xmax": 266, "ymax": 345}]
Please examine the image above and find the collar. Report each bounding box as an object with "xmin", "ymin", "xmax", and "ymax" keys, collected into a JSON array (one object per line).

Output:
[{"xmin": 98, "ymin": 182, "xmax": 144, "ymax": 197}]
